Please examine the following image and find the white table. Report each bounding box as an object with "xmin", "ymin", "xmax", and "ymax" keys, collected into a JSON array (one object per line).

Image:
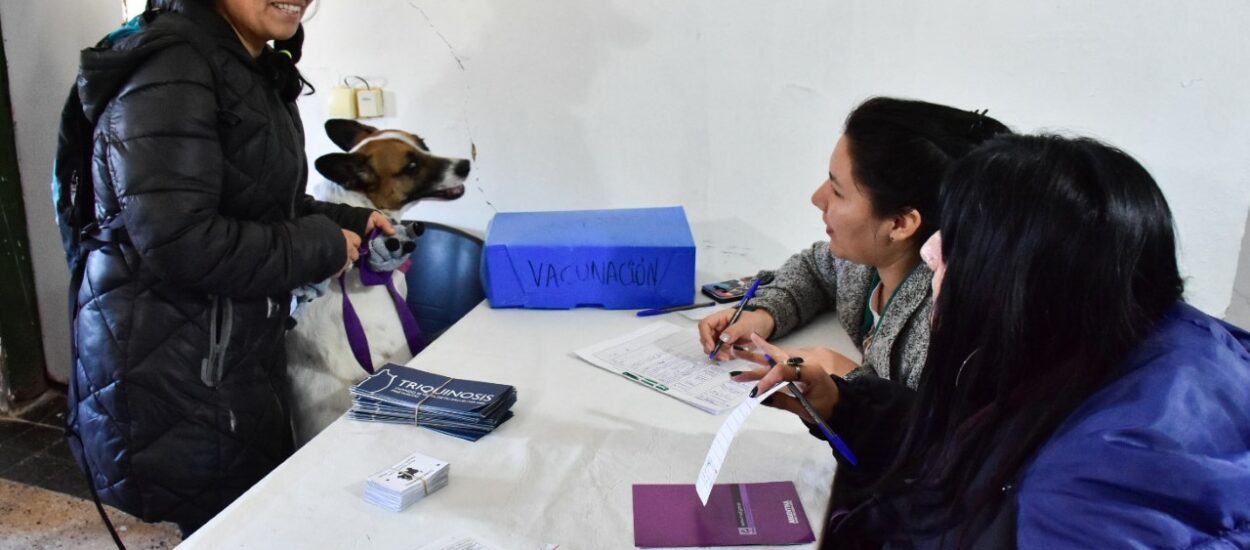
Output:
[{"xmin": 180, "ymin": 231, "xmax": 857, "ymax": 550}]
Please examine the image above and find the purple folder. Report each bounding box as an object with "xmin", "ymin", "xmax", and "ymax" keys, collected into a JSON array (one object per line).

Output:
[{"xmin": 632, "ymin": 482, "xmax": 816, "ymax": 547}]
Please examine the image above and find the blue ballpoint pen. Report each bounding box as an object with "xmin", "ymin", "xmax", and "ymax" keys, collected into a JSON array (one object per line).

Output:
[
  {"xmin": 763, "ymin": 353, "xmax": 859, "ymax": 466},
  {"xmin": 708, "ymin": 276, "xmax": 764, "ymax": 360},
  {"xmin": 636, "ymin": 301, "xmax": 716, "ymax": 317}
]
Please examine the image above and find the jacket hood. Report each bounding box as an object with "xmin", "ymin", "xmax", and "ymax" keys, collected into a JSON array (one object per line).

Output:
[{"xmin": 77, "ymin": 0, "xmax": 250, "ymax": 124}]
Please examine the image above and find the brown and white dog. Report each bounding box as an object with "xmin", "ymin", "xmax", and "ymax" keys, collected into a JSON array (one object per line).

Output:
[{"xmin": 285, "ymin": 119, "xmax": 470, "ymax": 446}]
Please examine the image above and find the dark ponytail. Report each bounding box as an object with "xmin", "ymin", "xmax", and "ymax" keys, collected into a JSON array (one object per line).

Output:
[{"xmin": 260, "ymin": 24, "xmax": 316, "ymax": 102}]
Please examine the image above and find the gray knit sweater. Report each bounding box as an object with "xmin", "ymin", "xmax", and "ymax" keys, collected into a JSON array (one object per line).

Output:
[{"xmin": 750, "ymin": 241, "xmax": 933, "ymax": 389}]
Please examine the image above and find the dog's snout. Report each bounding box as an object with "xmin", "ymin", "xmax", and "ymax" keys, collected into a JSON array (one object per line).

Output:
[{"xmin": 453, "ymin": 159, "xmax": 471, "ymax": 178}]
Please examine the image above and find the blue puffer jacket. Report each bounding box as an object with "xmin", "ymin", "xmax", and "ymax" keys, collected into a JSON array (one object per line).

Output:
[
  {"xmin": 819, "ymin": 303, "xmax": 1250, "ymax": 548},
  {"xmin": 1015, "ymin": 303, "xmax": 1250, "ymax": 547}
]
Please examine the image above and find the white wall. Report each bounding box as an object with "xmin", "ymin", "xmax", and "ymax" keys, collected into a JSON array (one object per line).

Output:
[
  {"xmin": 298, "ymin": 0, "xmax": 1250, "ymax": 316},
  {"xmin": 6, "ymin": 1, "xmax": 1249, "ymax": 384},
  {"xmin": 1227, "ymin": 208, "xmax": 1250, "ymax": 329},
  {"xmin": 1, "ymin": 0, "xmax": 121, "ymax": 383}
]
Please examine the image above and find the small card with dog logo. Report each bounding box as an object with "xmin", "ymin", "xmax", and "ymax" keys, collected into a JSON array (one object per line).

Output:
[{"xmin": 364, "ymin": 450, "xmax": 450, "ymax": 512}]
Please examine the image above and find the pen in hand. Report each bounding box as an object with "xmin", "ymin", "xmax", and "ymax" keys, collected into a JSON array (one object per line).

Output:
[
  {"xmin": 761, "ymin": 353, "xmax": 859, "ymax": 466},
  {"xmin": 708, "ymin": 276, "xmax": 764, "ymax": 360}
]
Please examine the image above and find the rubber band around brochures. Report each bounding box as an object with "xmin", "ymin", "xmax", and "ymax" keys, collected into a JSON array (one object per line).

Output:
[{"xmin": 412, "ymin": 378, "xmax": 455, "ymax": 426}]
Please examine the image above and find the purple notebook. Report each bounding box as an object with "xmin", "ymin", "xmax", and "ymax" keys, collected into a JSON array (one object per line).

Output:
[{"xmin": 632, "ymin": 482, "xmax": 816, "ymax": 547}]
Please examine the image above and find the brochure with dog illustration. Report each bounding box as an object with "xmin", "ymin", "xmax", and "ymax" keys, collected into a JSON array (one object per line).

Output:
[{"xmin": 349, "ymin": 364, "xmax": 517, "ymax": 441}]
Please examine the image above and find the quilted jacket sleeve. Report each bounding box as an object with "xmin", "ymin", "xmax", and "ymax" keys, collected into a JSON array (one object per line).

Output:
[
  {"xmin": 102, "ymin": 43, "xmax": 345, "ymax": 297},
  {"xmin": 296, "ymin": 195, "xmax": 374, "ymax": 238},
  {"xmin": 751, "ymin": 241, "xmax": 842, "ymax": 338}
]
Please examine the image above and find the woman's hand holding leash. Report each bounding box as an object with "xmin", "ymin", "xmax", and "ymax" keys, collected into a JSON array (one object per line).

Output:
[
  {"xmin": 338, "ymin": 229, "xmax": 362, "ymax": 278},
  {"xmin": 365, "ymin": 211, "xmax": 397, "ymax": 236}
]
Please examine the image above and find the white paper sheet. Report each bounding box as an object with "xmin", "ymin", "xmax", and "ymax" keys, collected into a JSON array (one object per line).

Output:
[
  {"xmin": 695, "ymin": 383, "xmax": 787, "ymax": 505},
  {"xmin": 413, "ymin": 534, "xmax": 504, "ymax": 550},
  {"xmin": 574, "ymin": 321, "xmax": 758, "ymax": 414}
]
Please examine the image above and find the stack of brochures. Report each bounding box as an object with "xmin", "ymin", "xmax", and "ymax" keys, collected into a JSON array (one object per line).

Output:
[
  {"xmin": 348, "ymin": 364, "xmax": 517, "ymax": 441},
  {"xmin": 364, "ymin": 450, "xmax": 450, "ymax": 512}
]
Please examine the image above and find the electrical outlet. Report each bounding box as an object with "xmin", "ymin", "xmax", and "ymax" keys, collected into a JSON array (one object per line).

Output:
[{"xmin": 356, "ymin": 88, "xmax": 385, "ymax": 118}]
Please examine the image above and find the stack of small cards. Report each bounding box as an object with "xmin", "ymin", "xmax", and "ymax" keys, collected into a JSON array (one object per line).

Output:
[
  {"xmin": 364, "ymin": 451, "xmax": 450, "ymax": 512},
  {"xmin": 348, "ymin": 364, "xmax": 517, "ymax": 441}
]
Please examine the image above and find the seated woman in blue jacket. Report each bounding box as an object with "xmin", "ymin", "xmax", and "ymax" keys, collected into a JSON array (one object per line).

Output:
[{"xmin": 738, "ymin": 134, "xmax": 1250, "ymax": 547}]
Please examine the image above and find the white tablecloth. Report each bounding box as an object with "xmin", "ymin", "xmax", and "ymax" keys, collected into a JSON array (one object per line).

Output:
[{"xmin": 180, "ymin": 248, "xmax": 857, "ymax": 549}]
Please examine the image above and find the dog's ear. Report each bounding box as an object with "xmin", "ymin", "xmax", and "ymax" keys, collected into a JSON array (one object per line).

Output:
[
  {"xmin": 325, "ymin": 119, "xmax": 379, "ymax": 151},
  {"xmin": 315, "ymin": 152, "xmax": 373, "ymax": 190}
]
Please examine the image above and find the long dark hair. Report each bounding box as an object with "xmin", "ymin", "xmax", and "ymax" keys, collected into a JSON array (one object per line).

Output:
[
  {"xmin": 886, "ymin": 135, "xmax": 1184, "ymax": 539},
  {"xmin": 261, "ymin": 24, "xmax": 316, "ymax": 102},
  {"xmin": 843, "ymin": 98, "xmax": 1011, "ymax": 242}
]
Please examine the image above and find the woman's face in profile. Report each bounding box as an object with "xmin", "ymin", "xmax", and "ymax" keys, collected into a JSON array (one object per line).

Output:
[
  {"xmin": 920, "ymin": 231, "xmax": 945, "ymax": 303},
  {"xmin": 811, "ymin": 137, "xmax": 896, "ymax": 265},
  {"xmin": 217, "ymin": 0, "xmax": 311, "ymax": 46}
]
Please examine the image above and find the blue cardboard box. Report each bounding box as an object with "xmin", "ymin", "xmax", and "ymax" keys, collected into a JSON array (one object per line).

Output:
[{"xmin": 481, "ymin": 207, "xmax": 696, "ymax": 309}]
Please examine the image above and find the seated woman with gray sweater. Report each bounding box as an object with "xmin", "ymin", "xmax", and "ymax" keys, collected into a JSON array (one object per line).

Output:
[{"xmin": 699, "ymin": 97, "xmax": 1009, "ymax": 388}]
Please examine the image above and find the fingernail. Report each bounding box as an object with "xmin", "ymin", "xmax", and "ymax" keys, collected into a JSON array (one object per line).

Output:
[
  {"xmin": 728, "ymin": 371, "xmax": 743, "ymax": 377},
  {"xmin": 749, "ymin": 387, "xmax": 758, "ymax": 398},
  {"xmin": 718, "ymin": 333, "xmax": 730, "ymax": 343},
  {"xmin": 786, "ymin": 357, "xmax": 804, "ymax": 366}
]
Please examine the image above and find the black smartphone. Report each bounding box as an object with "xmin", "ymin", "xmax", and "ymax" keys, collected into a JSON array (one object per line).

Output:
[{"xmin": 700, "ymin": 272, "xmax": 775, "ymax": 303}]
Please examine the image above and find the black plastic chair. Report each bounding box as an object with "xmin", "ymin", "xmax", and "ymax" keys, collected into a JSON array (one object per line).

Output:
[{"xmin": 404, "ymin": 222, "xmax": 486, "ymax": 343}]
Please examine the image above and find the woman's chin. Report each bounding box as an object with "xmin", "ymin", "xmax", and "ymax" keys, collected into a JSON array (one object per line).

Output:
[{"xmin": 271, "ymin": 24, "xmax": 300, "ymax": 41}]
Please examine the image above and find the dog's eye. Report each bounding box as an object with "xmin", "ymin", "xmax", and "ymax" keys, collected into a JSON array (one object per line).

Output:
[{"xmin": 404, "ymin": 160, "xmax": 421, "ymax": 173}]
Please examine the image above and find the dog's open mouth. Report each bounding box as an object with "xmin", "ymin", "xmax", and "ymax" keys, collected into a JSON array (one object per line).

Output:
[{"xmin": 425, "ymin": 184, "xmax": 465, "ymax": 201}]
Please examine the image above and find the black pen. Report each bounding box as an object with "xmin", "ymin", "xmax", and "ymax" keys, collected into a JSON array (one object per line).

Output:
[{"xmin": 709, "ymin": 276, "xmax": 764, "ymax": 360}]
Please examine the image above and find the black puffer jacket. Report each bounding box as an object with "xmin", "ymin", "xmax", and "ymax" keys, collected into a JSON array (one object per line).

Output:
[{"xmin": 66, "ymin": 0, "xmax": 372, "ymax": 530}]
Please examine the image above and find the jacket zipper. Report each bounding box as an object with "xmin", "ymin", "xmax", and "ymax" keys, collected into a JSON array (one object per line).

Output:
[{"xmin": 201, "ymin": 295, "xmax": 233, "ymax": 387}]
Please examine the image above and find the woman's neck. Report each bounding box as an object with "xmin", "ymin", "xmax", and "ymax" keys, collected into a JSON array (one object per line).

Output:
[{"xmin": 876, "ymin": 250, "xmax": 922, "ymax": 306}]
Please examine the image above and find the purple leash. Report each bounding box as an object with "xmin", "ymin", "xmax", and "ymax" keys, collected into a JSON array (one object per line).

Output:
[{"xmin": 341, "ymin": 229, "xmax": 427, "ymax": 375}]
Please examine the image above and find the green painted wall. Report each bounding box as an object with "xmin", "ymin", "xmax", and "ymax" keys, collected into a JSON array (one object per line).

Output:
[{"xmin": 0, "ymin": 14, "xmax": 48, "ymax": 405}]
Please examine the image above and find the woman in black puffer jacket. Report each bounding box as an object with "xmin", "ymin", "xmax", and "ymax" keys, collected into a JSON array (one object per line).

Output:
[{"xmin": 66, "ymin": 0, "xmax": 389, "ymax": 534}]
